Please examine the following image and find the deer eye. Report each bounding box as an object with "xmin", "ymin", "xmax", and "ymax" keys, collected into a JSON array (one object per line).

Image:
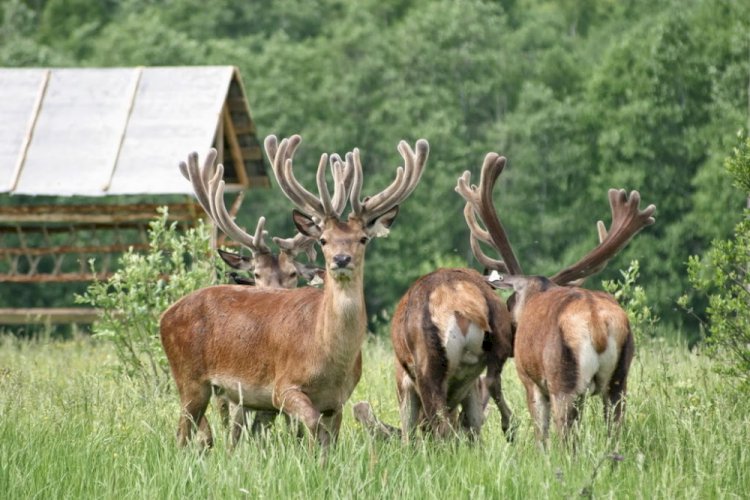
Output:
[
  {"xmin": 254, "ymin": 272, "xmax": 261, "ymax": 279},
  {"xmin": 359, "ymin": 236, "xmax": 369, "ymax": 245},
  {"xmin": 319, "ymin": 238, "xmax": 327, "ymax": 246},
  {"xmin": 289, "ymin": 271, "xmax": 297, "ymax": 278}
]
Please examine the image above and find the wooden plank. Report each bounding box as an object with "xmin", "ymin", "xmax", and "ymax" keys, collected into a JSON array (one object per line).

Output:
[
  {"xmin": 0, "ymin": 307, "xmax": 102, "ymax": 324},
  {"xmin": 0, "ymin": 212, "xmax": 196, "ymax": 224},
  {"xmin": 222, "ymin": 105, "xmax": 249, "ymax": 187},
  {"xmin": 240, "ymin": 146, "xmax": 263, "ymax": 160},
  {"xmin": 0, "ymin": 202, "xmax": 199, "ymax": 223},
  {"xmin": 0, "ymin": 273, "xmax": 113, "ymax": 283},
  {"xmin": 0, "ymin": 242, "xmax": 149, "ymax": 257}
]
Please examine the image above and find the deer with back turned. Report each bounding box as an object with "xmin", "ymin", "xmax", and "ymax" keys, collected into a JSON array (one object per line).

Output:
[
  {"xmin": 161, "ymin": 134, "xmax": 428, "ymax": 449},
  {"xmin": 386, "ymin": 155, "xmax": 522, "ymax": 443},
  {"xmin": 460, "ymin": 152, "xmax": 655, "ymax": 445}
]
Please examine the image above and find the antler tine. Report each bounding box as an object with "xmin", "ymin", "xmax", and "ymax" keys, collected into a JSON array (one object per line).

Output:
[
  {"xmin": 329, "ymin": 153, "xmax": 353, "ymax": 217},
  {"xmin": 352, "ymin": 139, "xmax": 429, "ymax": 222},
  {"xmin": 180, "ymin": 149, "xmax": 267, "ymax": 254},
  {"xmin": 251, "ymin": 216, "xmax": 272, "ymax": 255},
  {"xmin": 268, "ymin": 135, "xmax": 326, "ymax": 219},
  {"xmin": 550, "ymin": 189, "xmax": 656, "ymax": 285},
  {"xmin": 463, "ymin": 203, "xmax": 509, "ymax": 272},
  {"xmin": 349, "ymin": 148, "xmax": 364, "ymax": 216},
  {"xmin": 316, "ymin": 152, "xmax": 334, "ymax": 216},
  {"xmin": 274, "ymin": 232, "xmax": 318, "ymax": 262},
  {"xmin": 596, "ymin": 220, "xmax": 607, "ymax": 243},
  {"xmin": 179, "ymin": 149, "xmax": 218, "ymax": 217},
  {"xmin": 455, "ymin": 153, "xmax": 523, "ymax": 275},
  {"xmin": 206, "ymin": 166, "xmax": 260, "ymax": 251}
]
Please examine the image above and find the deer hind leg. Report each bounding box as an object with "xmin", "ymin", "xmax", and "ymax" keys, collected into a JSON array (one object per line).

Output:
[
  {"xmin": 551, "ymin": 392, "xmax": 584, "ymax": 445},
  {"xmin": 604, "ymin": 334, "xmax": 634, "ymax": 433},
  {"xmin": 229, "ymin": 404, "xmax": 249, "ymax": 448},
  {"xmin": 396, "ymin": 364, "xmax": 421, "ymax": 443},
  {"xmin": 484, "ymin": 363, "xmax": 516, "ymax": 442},
  {"xmin": 458, "ymin": 383, "xmax": 484, "ymax": 440},
  {"xmin": 415, "ymin": 375, "xmax": 452, "ymax": 439},
  {"xmin": 522, "ymin": 380, "xmax": 550, "ymax": 447},
  {"xmin": 213, "ymin": 393, "xmax": 230, "ymax": 428},
  {"xmin": 250, "ymin": 410, "xmax": 278, "ymax": 436},
  {"xmin": 176, "ymin": 381, "xmax": 212, "ymax": 448}
]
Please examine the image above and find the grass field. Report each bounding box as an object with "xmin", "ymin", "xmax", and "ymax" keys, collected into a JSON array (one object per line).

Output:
[{"xmin": 1, "ymin": 331, "xmax": 748, "ymax": 499}]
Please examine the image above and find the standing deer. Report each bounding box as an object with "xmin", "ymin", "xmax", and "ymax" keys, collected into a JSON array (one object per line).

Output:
[
  {"xmin": 387, "ymin": 154, "xmax": 519, "ymax": 443},
  {"xmin": 180, "ymin": 155, "xmax": 322, "ymax": 444},
  {"xmin": 161, "ymin": 134, "xmax": 428, "ymax": 449},
  {"xmin": 460, "ymin": 152, "xmax": 655, "ymax": 445}
]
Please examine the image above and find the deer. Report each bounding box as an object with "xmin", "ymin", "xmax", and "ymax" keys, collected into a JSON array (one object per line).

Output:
[
  {"xmin": 459, "ymin": 152, "xmax": 655, "ymax": 446},
  {"xmin": 160, "ymin": 133, "xmax": 429, "ymax": 450},
  {"xmin": 386, "ymin": 155, "xmax": 519, "ymax": 443},
  {"xmin": 179, "ymin": 154, "xmax": 323, "ymax": 444}
]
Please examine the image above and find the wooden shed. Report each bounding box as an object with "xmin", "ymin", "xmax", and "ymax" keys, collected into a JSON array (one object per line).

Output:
[{"xmin": 0, "ymin": 66, "xmax": 268, "ymax": 324}]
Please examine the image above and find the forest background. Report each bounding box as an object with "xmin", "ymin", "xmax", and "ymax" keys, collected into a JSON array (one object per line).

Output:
[{"xmin": 2, "ymin": 0, "xmax": 750, "ymax": 340}]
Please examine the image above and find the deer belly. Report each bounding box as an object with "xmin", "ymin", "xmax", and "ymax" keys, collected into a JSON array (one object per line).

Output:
[
  {"xmin": 578, "ymin": 336, "xmax": 618, "ymax": 395},
  {"xmin": 211, "ymin": 376, "xmax": 275, "ymax": 409}
]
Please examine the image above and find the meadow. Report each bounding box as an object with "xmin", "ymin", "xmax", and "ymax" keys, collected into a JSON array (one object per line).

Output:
[{"xmin": 1, "ymin": 330, "xmax": 748, "ymax": 500}]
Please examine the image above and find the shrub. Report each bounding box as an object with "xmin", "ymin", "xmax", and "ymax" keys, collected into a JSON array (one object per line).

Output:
[
  {"xmin": 679, "ymin": 134, "xmax": 750, "ymax": 390},
  {"xmin": 76, "ymin": 207, "xmax": 218, "ymax": 390},
  {"xmin": 602, "ymin": 259, "xmax": 660, "ymax": 341}
]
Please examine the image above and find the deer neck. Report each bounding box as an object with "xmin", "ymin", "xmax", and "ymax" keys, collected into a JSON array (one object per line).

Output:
[{"xmin": 316, "ymin": 266, "xmax": 366, "ymax": 361}]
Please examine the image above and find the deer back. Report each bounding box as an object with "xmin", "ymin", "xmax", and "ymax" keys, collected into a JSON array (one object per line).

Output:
[
  {"xmin": 391, "ymin": 268, "xmax": 513, "ymax": 402},
  {"xmin": 508, "ymin": 277, "xmax": 632, "ymax": 395}
]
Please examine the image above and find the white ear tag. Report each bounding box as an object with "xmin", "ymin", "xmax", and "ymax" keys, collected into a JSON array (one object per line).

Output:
[{"xmin": 488, "ymin": 270, "xmax": 502, "ymax": 282}]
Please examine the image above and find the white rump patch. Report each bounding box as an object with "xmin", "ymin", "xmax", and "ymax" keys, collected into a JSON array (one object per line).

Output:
[
  {"xmin": 578, "ymin": 336, "xmax": 618, "ymax": 395},
  {"xmin": 443, "ymin": 315, "xmax": 484, "ymax": 372}
]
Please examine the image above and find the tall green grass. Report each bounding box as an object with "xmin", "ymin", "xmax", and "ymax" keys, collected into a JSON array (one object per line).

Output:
[{"xmin": 1, "ymin": 333, "xmax": 747, "ymax": 499}]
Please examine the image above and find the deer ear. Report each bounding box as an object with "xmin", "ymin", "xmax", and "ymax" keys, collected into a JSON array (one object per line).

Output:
[
  {"xmin": 292, "ymin": 210, "xmax": 322, "ymax": 239},
  {"xmin": 366, "ymin": 205, "xmax": 399, "ymax": 238},
  {"xmin": 485, "ymin": 271, "xmax": 527, "ymax": 291},
  {"xmin": 218, "ymin": 249, "xmax": 254, "ymax": 271}
]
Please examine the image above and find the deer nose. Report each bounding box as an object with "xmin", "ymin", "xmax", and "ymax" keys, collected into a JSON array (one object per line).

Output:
[{"xmin": 333, "ymin": 254, "xmax": 351, "ymax": 268}]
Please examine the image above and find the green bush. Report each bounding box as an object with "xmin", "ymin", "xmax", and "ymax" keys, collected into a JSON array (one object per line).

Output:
[
  {"xmin": 76, "ymin": 207, "xmax": 218, "ymax": 390},
  {"xmin": 602, "ymin": 260, "xmax": 660, "ymax": 341},
  {"xmin": 682, "ymin": 221, "xmax": 750, "ymax": 389},
  {"xmin": 679, "ymin": 134, "xmax": 750, "ymax": 390}
]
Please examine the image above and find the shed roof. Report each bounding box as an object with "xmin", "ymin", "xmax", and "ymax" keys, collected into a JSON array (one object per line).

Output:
[{"xmin": 0, "ymin": 66, "xmax": 267, "ymax": 197}]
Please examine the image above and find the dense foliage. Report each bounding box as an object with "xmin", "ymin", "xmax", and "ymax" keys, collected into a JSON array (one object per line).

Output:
[
  {"xmin": 681, "ymin": 135, "xmax": 750, "ymax": 388},
  {"xmin": 2, "ymin": 0, "xmax": 750, "ymax": 337}
]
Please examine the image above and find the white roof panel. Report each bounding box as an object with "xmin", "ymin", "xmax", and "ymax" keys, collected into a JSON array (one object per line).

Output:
[
  {"xmin": 0, "ymin": 66, "xmax": 255, "ymax": 196},
  {"xmin": 0, "ymin": 69, "xmax": 47, "ymax": 192}
]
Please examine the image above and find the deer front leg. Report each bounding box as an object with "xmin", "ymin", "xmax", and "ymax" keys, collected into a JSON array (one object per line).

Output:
[
  {"xmin": 320, "ymin": 406, "xmax": 343, "ymax": 445},
  {"xmin": 274, "ymin": 387, "xmax": 329, "ymax": 448}
]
